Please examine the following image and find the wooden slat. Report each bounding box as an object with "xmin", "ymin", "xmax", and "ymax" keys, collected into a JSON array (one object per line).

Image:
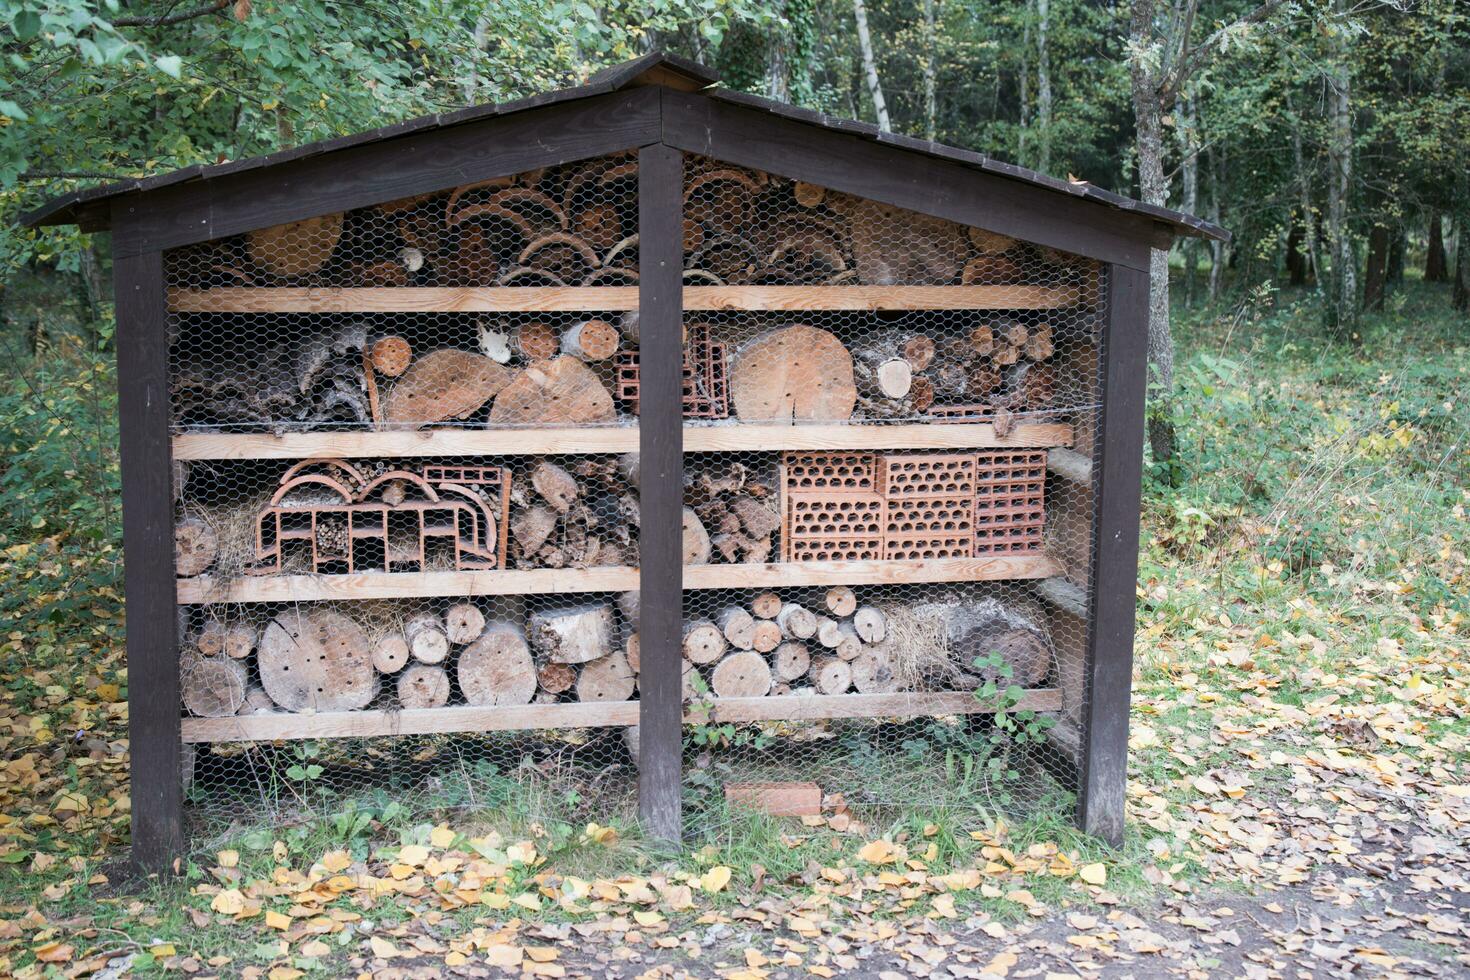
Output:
[
  {"xmin": 1035, "ymin": 576, "xmax": 1089, "ymax": 618},
  {"xmin": 170, "ymin": 422, "xmax": 1073, "ymax": 461},
  {"xmin": 696, "ymin": 688, "xmax": 1062, "ymax": 724},
  {"xmin": 177, "ymin": 567, "xmax": 642, "ymax": 604},
  {"xmin": 684, "ymin": 284, "xmax": 1075, "ymax": 311},
  {"xmin": 1047, "ymin": 447, "xmax": 1093, "ymax": 485},
  {"xmin": 165, "ymin": 284, "xmax": 1078, "ymax": 314},
  {"xmin": 682, "ymin": 555, "xmax": 1060, "ymax": 590},
  {"xmin": 177, "ymin": 554, "xmax": 1059, "ymax": 604},
  {"xmin": 179, "ymin": 688, "xmax": 1062, "ymax": 742},
  {"xmin": 168, "ymin": 286, "xmax": 640, "ymax": 313}
]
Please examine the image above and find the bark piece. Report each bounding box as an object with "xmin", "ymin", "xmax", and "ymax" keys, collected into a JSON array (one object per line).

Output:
[
  {"xmin": 774, "ymin": 641, "xmax": 811, "ymax": 682},
  {"xmin": 458, "ymin": 622, "xmax": 537, "ymax": 705},
  {"xmin": 444, "ymin": 602, "xmax": 487, "ymax": 645},
  {"xmin": 397, "ymin": 663, "xmax": 450, "ymax": 709},
  {"xmin": 511, "ymin": 504, "xmax": 558, "ymax": 556},
  {"xmin": 246, "ymin": 213, "xmax": 343, "ymax": 276},
  {"xmin": 175, "ymin": 517, "xmax": 218, "ymax": 578},
  {"xmin": 384, "ymin": 349, "xmax": 515, "ymax": 428},
  {"xmin": 489, "ymin": 356, "xmax": 615, "ymax": 425},
  {"xmin": 405, "ymin": 612, "xmax": 450, "ymax": 664},
  {"xmin": 514, "ymin": 321, "xmax": 559, "ymax": 362},
  {"xmin": 682, "ymin": 620, "xmax": 727, "ymax": 665},
  {"xmin": 528, "ymin": 602, "xmax": 614, "ymax": 665},
  {"xmin": 576, "ymin": 652, "xmax": 636, "ymax": 702},
  {"xmin": 731, "ymin": 325, "xmax": 857, "ymax": 422},
  {"xmin": 902, "ymin": 334, "xmax": 937, "ymax": 371},
  {"xmin": 258, "ymin": 609, "xmax": 377, "ymax": 712},
  {"xmin": 372, "ymin": 633, "xmax": 410, "ymax": 674},
  {"xmin": 537, "ymin": 662, "xmax": 577, "ymax": 694},
  {"xmin": 182, "ymin": 656, "xmax": 248, "ymax": 718},
  {"xmin": 711, "ymin": 649, "xmax": 772, "ymax": 698},
  {"xmin": 238, "ymin": 685, "xmax": 278, "ymax": 716},
  {"xmin": 531, "ymin": 461, "xmax": 580, "ymax": 513},
  {"xmin": 729, "ymin": 496, "xmax": 780, "ymax": 539}
]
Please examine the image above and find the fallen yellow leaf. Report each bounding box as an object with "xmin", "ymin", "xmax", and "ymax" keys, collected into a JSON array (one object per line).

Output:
[
  {"xmin": 856, "ymin": 839, "xmax": 896, "ymax": 864},
  {"xmin": 320, "ymin": 850, "xmax": 351, "ymax": 873},
  {"xmin": 217, "ymin": 849, "xmax": 239, "ymax": 868},
  {"xmin": 700, "ymin": 865, "xmax": 732, "ymax": 893},
  {"xmin": 264, "ymin": 909, "xmax": 292, "ymax": 930},
  {"xmin": 210, "ymin": 888, "xmax": 246, "ymax": 915},
  {"xmin": 1079, "ymin": 862, "xmax": 1107, "ymax": 886},
  {"xmin": 369, "ymin": 936, "xmax": 399, "ymax": 959},
  {"xmin": 429, "ymin": 825, "xmax": 455, "ymax": 848}
]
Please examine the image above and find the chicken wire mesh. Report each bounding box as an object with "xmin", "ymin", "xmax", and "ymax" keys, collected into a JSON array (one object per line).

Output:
[
  {"xmin": 676, "ymin": 156, "xmax": 1102, "ymax": 828},
  {"xmin": 161, "ymin": 146, "xmax": 1105, "ymax": 841}
]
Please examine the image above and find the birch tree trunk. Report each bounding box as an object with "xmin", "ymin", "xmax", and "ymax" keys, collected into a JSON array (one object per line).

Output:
[
  {"xmin": 1286, "ymin": 89, "xmax": 1325, "ymax": 301},
  {"xmin": 922, "ymin": 0, "xmax": 939, "ymax": 142},
  {"xmin": 1036, "ymin": 0, "xmax": 1053, "ymax": 174},
  {"xmin": 1176, "ymin": 88, "xmax": 1199, "ymax": 306},
  {"xmin": 1325, "ymin": 0, "xmax": 1358, "ymax": 339},
  {"xmin": 852, "ymin": 0, "xmax": 891, "ymax": 132}
]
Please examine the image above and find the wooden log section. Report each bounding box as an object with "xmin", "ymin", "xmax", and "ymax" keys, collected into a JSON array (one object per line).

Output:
[
  {"xmin": 682, "ymin": 620, "xmax": 727, "ymax": 665},
  {"xmin": 398, "ymin": 663, "xmax": 450, "ymax": 709},
  {"xmin": 531, "ymin": 461, "xmax": 580, "ymax": 514},
  {"xmin": 444, "ymin": 602, "xmax": 487, "ymax": 645},
  {"xmin": 246, "ymin": 213, "xmax": 343, "ymax": 277},
  {"xmin": 730, "ymin": 324, "xmax": 857, "ymax": 423},
  {"xmin": 777, "ymin": 602, "xmax": 818, "ymax": 640},
  {"xmin": 852, "ymin": 604, "xmax": 888, "ymax": 643},
  {"xmin": 851, "ymin": 647, "xmax": 898, "ymax": 694},
  {"xmin": 528, "ymin": 602, "xmax": 614, "ymax": 665},
  {"xmin": 750, "ymin": 591, "xmax": 783, "ymax": 619},
  {"xmin": 576, "ymin": 651, "xmax": 636, "ymax": 702},
  {"xmin": 405, "ymin": 612, "xmax": 450, "ymax": 664},
  {"xmin": 182, "ymin": 655, "xmax": 248, "ymax": 718},
  {"xmin": 489, "ymin": 356, "xmax": 615, "ymax": 426},
  {"xmin": 458, "ymin": 622, "xmax": 536, "ymax": 706},
  {"xmin": 750, "ymin": 620, "xmax": 782, "ymax": 654},
  {"xmin": 833, "ymin": 622, "xmax": 863, "ymax": 662},
  {"xmin": 514, "ymin": 321, "xmax": 560, "ymax": 361},
  {"xmin": 372, "ymin": 633, "xmax": 410, "ymax": 674},
  {"xmin": 561, "ymin": 318, "xmax": 620, "ymax": 361},
  {"xmin": 368, "ymin": 335, "xmax": 412, "ymax": 377},
  {"xmin": 537, "ymin": 662, "xmax": 577, "ymax": 695},
  {"xmin": 809, "ymin": 655, "xmax": 852, "ymax": 695},
  {"xmin": 711, "ymin": 649, "xmax": 772, "ymax": 698},
  {"xmin": 774, "ymin": 641, "xmax": 811, "ymax": 682},
  {"xmin": 824, "ymin": 586, "xmax": 857, "ymax": 618},
  {"xmin": 682, "ymin": 507, "xmax": 712, "ymax": 565},
  {"xmin": 384, "ymin": 349, "xmax": 514, "ymax": 428},
  {"xmin": 174, "ymin": 517, "xmax": 218, "ymax": 577},
  {"xmin": 717, "ymin": 605, "xmax": 756, "ymax": 650},
  {"xmin": 258, "ymin": 609, "xmax": 377, "ymax": 712},
  {"xmin": 815, "ymin": 616, "xmax": 843, "ymax": 650},
  {"xmin": 195, "ymin": 618, "xmax": 256, "ymax": 660}
]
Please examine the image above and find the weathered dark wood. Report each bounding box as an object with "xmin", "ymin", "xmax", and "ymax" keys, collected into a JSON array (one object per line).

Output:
[
  {"xmin": 636, "ymin": 141, "xmax": 684, "ymax": 842},
  {"xmin": 1077, "ymin": 265, "xmax": 1149, "ymax": 846},
  {"xmin": 662, "ymin": 91, "xmax": 1157, "ymax": 271},
  {"xmin": 110, "ymin": 88, "xmax": 661, "ymax": 257},
  {"xmin": 113, "ymin": 239, "xmax": 184, "ymax": 873}
]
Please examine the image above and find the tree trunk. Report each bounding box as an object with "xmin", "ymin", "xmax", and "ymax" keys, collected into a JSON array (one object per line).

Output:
[
  {"xmin": 921, "ymin": 0, "xmax": 938, "ymax": 141},
  {"xmin": 1035, "ymin": 0, "xmax": 1053, "ymax": 174},
  {"xmin": 1426, "ymin": 212, "xmax": 1447, "ymax": 282},
  {"xmin": 1363, "ymin": 223, "xmax": 1389, "ymax": 312},
  {"xmin": 1325, "ymin": 8, "xmax": 1358, "ymax": 341},
  {"xmin": 1177, "ymin": 88, "xmax": 1200, "ymax": 306},
  {"xmin": 1128, "ymin": 4, "xmax": 1176, "ymax": 470},
  {"xmin": 851, "ymin": 0, "xmax": 891, "ymax": 132},
  {"xmin": 1454, "ymin": 219, "xmax": 1470, "ymax": 312}
]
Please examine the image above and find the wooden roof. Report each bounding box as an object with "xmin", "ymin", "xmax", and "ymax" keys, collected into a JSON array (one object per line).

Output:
[{"xmin": 20, "ymin": 51, "xmax": 1226, "ymax": 243}]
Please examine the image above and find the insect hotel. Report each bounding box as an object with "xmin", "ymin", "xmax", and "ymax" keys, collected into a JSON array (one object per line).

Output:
[{"xmin": 23, "ymin": 53, "xmax": 1225, "ymax": 870}]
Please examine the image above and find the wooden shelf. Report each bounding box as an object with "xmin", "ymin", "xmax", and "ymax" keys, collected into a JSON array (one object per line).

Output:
[
  {"xmin": 179, "ymin": 688, "xmax": 1061, "ymax": 743},
  {"xmin": 176, "ymin": 554, "xmax": 1060, "ymax": 604},
  {"xmin": 166, "ymin": 284, "xmax": 1080, "ymax": 314},
  {"xmin": 170, "ymin": 422, "xmax": 1073, "ymax": 460}
]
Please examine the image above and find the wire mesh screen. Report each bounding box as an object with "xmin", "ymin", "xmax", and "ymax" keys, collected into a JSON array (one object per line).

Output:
[
  {"xmin": 166, "ymin": 154, "xmax": 647, "ymax": 831},
  {"xmin": 676, "ymin": 156, "xmax": 1103, "ymax": 826}
]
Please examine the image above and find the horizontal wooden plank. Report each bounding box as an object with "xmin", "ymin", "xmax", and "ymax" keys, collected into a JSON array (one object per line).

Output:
[
  {"xmin": 170, "ymin": 422, "xmax": 1073, "ymax": 461},
  {"xmin": 696, "ymin": 688, "xmax": 1063, "ymax": 724},
  {"xmin": 165, "ymin": 284, "xmax": 1079, "ymax": 314},
  {"xmin": 1035, "ymin": 576, "xmax": 1090, "ymax": 618},
  {"xmin": 168, "ymin": 286, "xmax": 640, "ymax": 313},
  {"xmin": 685, "ymin": 284, "xmax": 1077, "ymax": 311},
  {"xmin": 181, "ymin": 700, "xmax": 640, "ymax": 742},
  {"xmin": 177, "ymin": 553, "xmax": 1059, "ymax": 604},
  {"xmin": 177, "ymin": 566, "xmax": 641, "ymax": 604},
  {"xmin": 179, "ymin": 688, "xmax": 1062, "ymax": 742},
  {"xmin": 682, "ymin": 554, "xmax": 1060, "ymax": 590}
]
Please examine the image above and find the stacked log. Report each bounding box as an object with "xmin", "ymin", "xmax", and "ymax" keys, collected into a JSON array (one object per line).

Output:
[
  {"xmin": 180, "ymin": 596, "xmax": 642, "ymax": 718},
  {"xmin": 685, "ymin": 461, "xmax": 778, "ymax": 564},
  {"xmin": 507, "ymin": 458, "xmax": 637, "ymax": 569}
]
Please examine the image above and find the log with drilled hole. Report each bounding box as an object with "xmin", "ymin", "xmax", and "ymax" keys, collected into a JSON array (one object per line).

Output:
[
  {"xmin": 175, "ymin": 517, "xmax": 218, "ymax": 578},
  {"xmin": 384, "ymin": 349, "xmax": 516, "ymax": 428},
  {"xmin": 458, "ymin": 622, "xmax": 537, "ymax": 706},
  {"xmin": 576, "ymin": 651, "xmax": 636, "ymax": 702},
  {"xmin": 682, "ymin": 620, "xmax": 727, "ymax": 665},
  {"xmin": 527, "ymin": 602, "xmax": 614, "ymax": 665},
  {"xmin": 372, "ymin": 633, "xmax": 410, "ymax": 674},
  {"xmin": 489, "ymin": 356, "xmax": 615, "ymax": 425},
  {"xmin": 195, "ymin": 617, "xmax": 257, "ymax": 660},
  {"xmin": 730, "ymin": 324, "xmax": 857, "ymax": 422},
  {"xmin": 444, "ymin": 602, "xmax": 487, "ymax": 645},
  {"xmin": 398, "ymin": 663, "xmax": 450, "ymax": 709},
  {"xmin": 809, "ymin": 655, "xmax": 853, "ymax": 695},
  {"xmin": 181, "ymin": 654, "xmax": 248, "ymax": 718},
  {"xmin": 405, "ymin": 612, "xmax": 450, "ymax": 664},
  {"xmin": 710, "ymin": 649, "xmax": 772, "ymax": 698},
  {"xmin": 257, "ymin": 609, "xmax": 377, "ymax": 712}
]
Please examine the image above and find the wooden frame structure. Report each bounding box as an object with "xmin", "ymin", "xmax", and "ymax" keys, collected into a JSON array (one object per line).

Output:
[{"xmin": 24, "ymin": 52, "xmax": 1225, "ymax": 871}]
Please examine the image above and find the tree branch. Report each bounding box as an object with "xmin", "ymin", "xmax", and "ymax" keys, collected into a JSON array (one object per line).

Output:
[
  {"xmin": 1162, "ymin": 0, "xmax": 1289, "ymax": 104},
  {"xmin": 113, "ymin": 0, "xmax": 230, "ymax": 28}
]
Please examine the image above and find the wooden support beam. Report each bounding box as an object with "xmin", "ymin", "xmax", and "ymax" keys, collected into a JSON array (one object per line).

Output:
[
  {"xmin": 636, "ymin": 142, "xmax": 684, "ymax": 843},
  {"xmin": 113, "ymin": 243, "xmax": 183, "ymax": 873},
  {"xmin": 1076, "ymin": 265, "xmax": 1149, "ymax": 847},
  {"xmin": 1047, "ymin": 447, "xmax": 1092, "ymax": 485},
  {"xmin": 1034, "ymin": 576, "xmax": 1089, "ymax": 618}
]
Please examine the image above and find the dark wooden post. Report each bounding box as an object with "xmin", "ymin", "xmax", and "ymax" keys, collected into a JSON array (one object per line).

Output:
[
  {"xmin": 1077, "ymin": 264, "xmax": 1149, "ymax": 846},
  {"xmin": 111, "ymin": 213, "xmax": 184, "ymax": 872},
  {"xmin": 636, "ymin": 143, "xmax": 684, "ymax": 841}
]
